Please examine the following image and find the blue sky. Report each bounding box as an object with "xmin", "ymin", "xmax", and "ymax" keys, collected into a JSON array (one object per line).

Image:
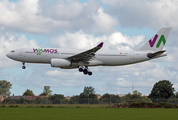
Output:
[{"xmin": 1, "ymin": 0, "xmax": 178, "ymax": 96}]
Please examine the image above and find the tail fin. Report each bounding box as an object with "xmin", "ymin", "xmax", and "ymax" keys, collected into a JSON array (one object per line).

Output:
[{"xmin": 138, "ymin": 27, "xmax": 171, "ymax": 52}]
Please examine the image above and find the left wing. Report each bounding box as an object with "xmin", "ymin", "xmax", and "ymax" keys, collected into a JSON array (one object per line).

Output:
[{"xmin": 66, "ymin": 42, "xmax": 103, "ymax": 62}]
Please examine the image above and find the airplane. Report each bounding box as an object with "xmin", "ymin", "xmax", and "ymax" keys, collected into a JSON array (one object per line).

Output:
[{"xmin": 6, "ymin": 27, "xmax": 171, "ymax": 76}]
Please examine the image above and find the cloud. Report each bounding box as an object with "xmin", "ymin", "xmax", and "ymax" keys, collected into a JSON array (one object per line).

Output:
[
  {"xmin": 0, "ymin": 0, "xmax": 68, "ymax": 33},
  {"xmin": 108, "ymin": 31, "xmax": 144, "ymax": 50},
  {"xmin": 39, "ymin": 0, "xmax": 83, "ymax": 20},
  {"xmin": 14, "ymin": 65, "xmax": 89, "ymax": 89},
  {"xmin": 92, "ymin": 8, "xmax": 118, "ymax": 33},
  {"xmin": 50, "ymin": 29, "xmax": 144, "ymax": 51},
  {"xmin": 46, "ymin": 69, "xmax": 81, "ymax": 78},
  {"xmin": 0, "ymin": 0, "xmax": 119, "ymax": 34},
  {"xmin": 101, "ymin": 0, "xmax": 178, "ymax": 30},
  {"xmin": 50, "ymin": 30, "xmax": 105, "ymax": 49},
  {"xmin": 39, "ymin": 0, "xmax": 118, "ymax": 34}
]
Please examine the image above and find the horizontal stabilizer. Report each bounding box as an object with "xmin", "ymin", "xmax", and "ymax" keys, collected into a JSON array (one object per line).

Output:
[{"xmin": 147, "ymin": 50, "xmax": 166, "ymax": 58}]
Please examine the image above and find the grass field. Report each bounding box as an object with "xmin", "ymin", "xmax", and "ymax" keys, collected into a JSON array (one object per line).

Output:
[{"xmin": 0, "ymin": 108, "xmax": 178, "ymax": 120}]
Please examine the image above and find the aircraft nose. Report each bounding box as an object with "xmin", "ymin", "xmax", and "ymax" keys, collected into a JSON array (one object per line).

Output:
[
  {"xmin": 6, "ymin": 50, "xmax": 17, "ymax": 60},
  {"xmin": 6, "ymin": 53, "xmax": 10, "ymax": 58},
  {"xmin": 6, "ymin": 52, "xmax": 13, "ymax": 59}
]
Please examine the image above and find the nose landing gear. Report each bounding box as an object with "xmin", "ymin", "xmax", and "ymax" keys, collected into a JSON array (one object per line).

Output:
[
  {"xmin": 78, "ymin": 66, "xmax": 92, "ymax": 76},
  {"xmin": 22, "ymin": 62, "xmax": 26, "ymax": 69}
]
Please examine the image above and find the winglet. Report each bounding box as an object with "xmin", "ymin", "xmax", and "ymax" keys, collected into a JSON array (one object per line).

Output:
[{"xmin": 97, "ymin": 42, "xmax": 104, "ymax": 47}]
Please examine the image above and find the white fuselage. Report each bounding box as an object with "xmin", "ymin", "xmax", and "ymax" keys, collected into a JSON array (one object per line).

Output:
[{"xmin": 6, "ymin": 48, "xmax": 166, "ymax": 69}]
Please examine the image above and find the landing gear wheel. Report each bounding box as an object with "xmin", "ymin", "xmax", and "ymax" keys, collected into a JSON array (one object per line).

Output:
[
  {"xmin": 22, "ymin": 66, "xmax": 26, "ymax": 69},
  {"xmin": 79, "ymin": 67, "xmax": 83, "ymax": 72},
  {"xmin": 22, "ymin": 62, "xmax": 26, "ymax": 69},
  {"xmin": 88, "ymin": 71, "xmax": 92, "ymax": 76},
  {"xmin": 83, "ymin": 69, "xmax": 88, "ymax": 75},
  {"xmin": 80, "ymin": 66, "xmax": 92, "ymax": 75}
]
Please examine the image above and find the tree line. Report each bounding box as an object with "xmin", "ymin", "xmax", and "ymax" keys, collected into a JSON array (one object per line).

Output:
[{"xmin": 0, "ymin": 80, "xmax": 178, "ymax": 104}]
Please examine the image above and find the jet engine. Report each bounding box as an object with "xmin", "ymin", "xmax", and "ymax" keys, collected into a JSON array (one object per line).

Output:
[{"xmin": 51, "ymin": 58, "xmax": 71, "ymax": 67}]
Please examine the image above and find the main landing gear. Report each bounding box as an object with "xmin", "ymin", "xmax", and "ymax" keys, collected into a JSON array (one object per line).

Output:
[
  {"xmin": 22, "ymin": 62, "xmax": 26, "ymax": 69},
  {"xmin": 78, "ymin": 66, "xmax": 92, "ymax": 76}
]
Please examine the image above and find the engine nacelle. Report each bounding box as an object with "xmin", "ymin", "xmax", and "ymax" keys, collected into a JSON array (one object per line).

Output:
[{"xmin": 51, "ymin": 58, "xmax": 71, "ymax": 67}]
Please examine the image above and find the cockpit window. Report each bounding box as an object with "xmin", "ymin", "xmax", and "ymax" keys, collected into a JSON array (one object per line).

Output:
[{"xmin": 10, "ymin": 50, "xmax": 15, "ymax": 53}]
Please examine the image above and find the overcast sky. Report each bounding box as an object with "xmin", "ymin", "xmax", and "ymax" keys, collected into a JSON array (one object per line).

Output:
[{"xmin": 1, "ymin": 0, "xmax": 178, "ymax": 96}]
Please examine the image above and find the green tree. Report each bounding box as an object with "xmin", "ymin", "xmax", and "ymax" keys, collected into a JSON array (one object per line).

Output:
[
  {"xmin": 19, "ymin": 97, "xmax": 25, "ymax": 104},
  {"xmin": 101, "ymin": 93, "xmax": 120, "ymax": 104},
  {"xmin": 79, "ymin": 86, "xmax": 97, "ymax": 104},
  {"xmin": 0, "ymin": 80, "xmax": 12, "ymax": 96},
  {"xmin": 49, "ymin": 94, "xmax": 64, "ymax": 104},
  {"xmin": 35, "ymin": 97, "xmax": 44, "ymax": 104},
  {"xmin": 82, "ymin": 86, "xmax": 96, "ymax": 96},
  {"xmin": 125, "ymin": 90, "xmax": 142, "ymax": 99},
  {"xmin": 62, "ymin": 99, "xmax": 70, "ymax": 104},
  {"xmin": 23, "ymin": 89, "xmax": 34, "ymax": 96},
  {"xmin": 133, "ymin": 90, "xmax": 142, "ymax": 97},
  {"xmin": 175, "ymin": 92, "xmax": 178, "ymax": 98},
  {"xmin": 148, "ymin": 80, "xmax": 175, "ymax": 102},
  {"xmin": 41, "ymin": 86, "xmax": 52, "ymax": 96},
  {"xmin": 123, "ymin": 90, "xmax": 149, "ymax": 103},
  {"xmin": 70, "ymin": 95, "xmax": 79, "ymax": 104}
]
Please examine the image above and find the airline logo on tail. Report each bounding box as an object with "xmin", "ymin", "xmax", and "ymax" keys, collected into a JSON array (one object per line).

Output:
[{"xmin": 149, "ymin": 34, "xmax": 166, "ymax": 48}]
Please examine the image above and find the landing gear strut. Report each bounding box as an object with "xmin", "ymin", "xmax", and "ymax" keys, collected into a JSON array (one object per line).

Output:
[
  {"xmin": 78, "ymin": 66, "xmax": 92, "ymax": 76},
  {"xmin": 22, "ymin": 62, "xmax": 26, "ymax": 69}
]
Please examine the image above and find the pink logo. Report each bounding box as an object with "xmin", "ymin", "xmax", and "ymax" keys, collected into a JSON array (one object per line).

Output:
[
  {"xmin": 33, "ymin": 48, "xmax": 58, "ymax": 53},
  {"xmin": 149, "ymin": 35, "xmax": 158, "ymax": 47}
]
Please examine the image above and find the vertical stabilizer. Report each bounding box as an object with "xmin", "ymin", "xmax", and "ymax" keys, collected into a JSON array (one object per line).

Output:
[{"xmin": 138, "ymin": 27, "xmax": 171, "ymax": 52}]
